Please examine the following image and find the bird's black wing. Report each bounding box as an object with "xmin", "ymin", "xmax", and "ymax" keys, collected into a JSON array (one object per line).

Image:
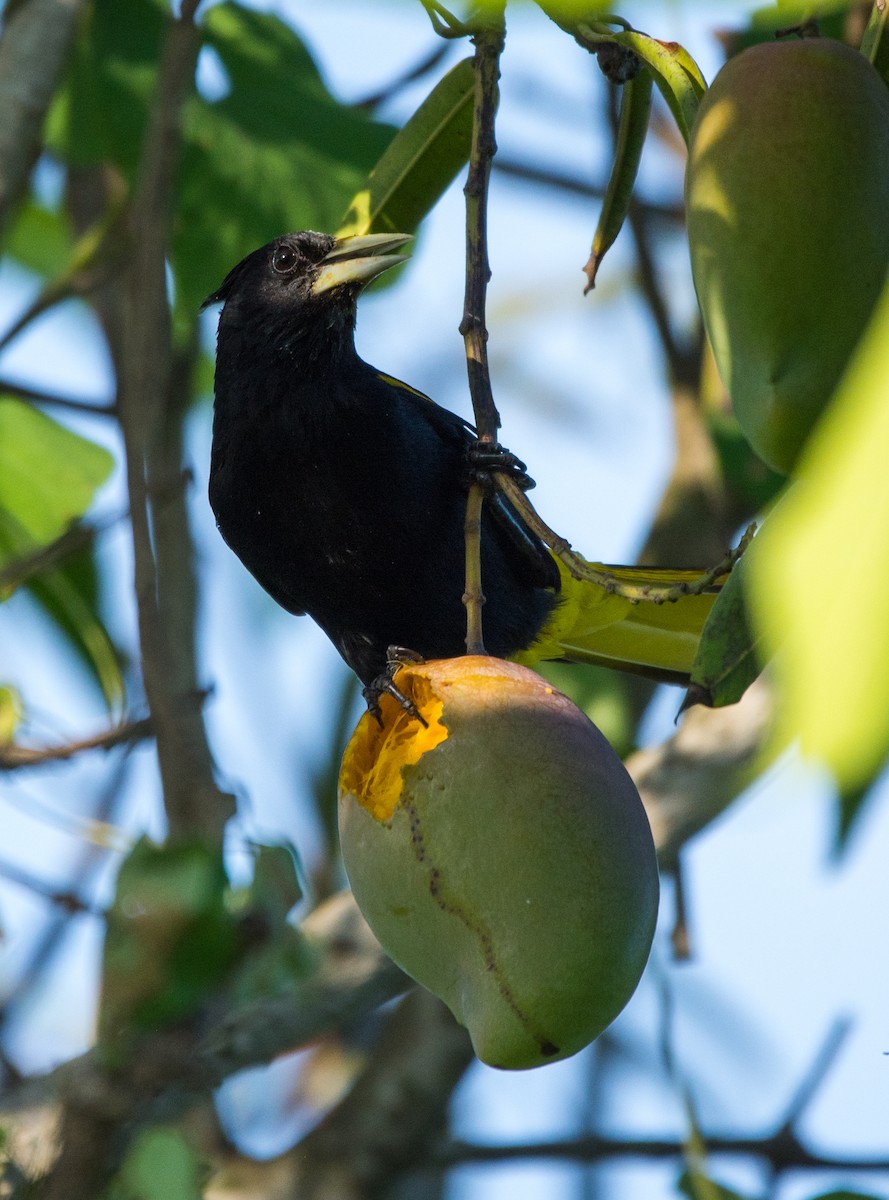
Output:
[{"xmin": 372, "ymin": 371, "xmax": 559, "ymax": 595}]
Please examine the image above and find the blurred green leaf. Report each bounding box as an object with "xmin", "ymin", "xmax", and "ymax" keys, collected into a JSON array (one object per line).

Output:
[
  {"xmin": 0, "ymin": 686, "xmax": 23, "ymax": 744},
  {"xmin": 4, "ymin": 196, "xmax": 74, "ymax": 278},
  {"xmin": 709, "ymin": 411, "xmax": 785, "ymax": 513},
  {"xmin": 176, "ymin": 1, "xmax": 396, "ymax": 316},
  {"xmin": 338, "ymin": 57, "xmax": 475, "ymax": 238},
  {"xmin": 771, "ymin": 0, "xmax": 856, "ymax": 15},
  {"xmin": 688, "ymin": 552, "xmax": 765, "ymax": 708},
  {"xmin": 114, "ymin": 1126, "xmax": 206, "ymax": 1200},
  {"xmin": 749, "ymin": 271, "xmax": 889, "ymax": 795},
  {"xmin": 861, "ymin": 0, "xmax": 889, "ymax": 88},
  {"xmin": 0, "ymin": 399, "xmax": 122, "ymax": 705},
  {"xmin": 100, "ymin": 838, "xmax": 239, "ymax": 1059},
  {"xmin": 808, "ymin": 1192, "xmax": 888, "ymax": 1200},
  {"xmin": 247, "ymin": 841, "xmax": 303, "ymax": 925},
  {"xmin": 28, "ymin": 563, "xmax": 125, "ymax": 711},
  {"xmin": 0, "ymin": 399, "xmax": 112, "ymax": 562},
  {"xmin": 44, "ymin": 0, "xmax": 167, "ymax": 173},
  {"xmin": 677, "ymin": 1168, "xmax": 750, "ymax": 1200}
]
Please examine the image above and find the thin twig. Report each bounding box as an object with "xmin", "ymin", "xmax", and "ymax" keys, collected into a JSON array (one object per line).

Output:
[
  {"xmin": 776, "ymin": 1016, "xmax": 853, "ymax": 1133},
  {"xmin": 436, "ymin": 1133, "xmax": 889, "ymax": 1172},
  {"xmin": 0, "ymin": 377, "xmax": 116, "ymax": 416},
  {"xmin": 355, "ymin": 42, "xmax": 451, "ymax": 109},
  {"xmin": 459, "ymin": 7, "xmax": 505, "ymax": 656},
  {"xmin": 0, "ymin": 856, "xmax": 98, "ymax": 915},
  {"xmin": 420, "ymin": 0, "xmax": 470, "ymax": 39},
  {"xmin": 494, "ymin": 156, "xmax": 684, "ymax": 222},
  {"xmin": 462, "ymin": 483, "xmax": 486, "ymax": 654},
  {"xmin": 0, "ymin": 715, "xmax": 153, "ymax": 770},
  {"xmin": 459, "ymin": 13, "xmax": 503, "ymax": 443},
  {"xmin": 496, "ymin": 471, "xmax": 754, "ymax": 602}
]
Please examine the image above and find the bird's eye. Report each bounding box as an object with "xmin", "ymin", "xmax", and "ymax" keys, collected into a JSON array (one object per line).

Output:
[{"xmin": 272, "ymin": 245, "xmax": 299, "ymax": 274}]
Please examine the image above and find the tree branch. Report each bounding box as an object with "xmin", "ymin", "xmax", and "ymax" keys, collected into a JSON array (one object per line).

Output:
[
  {"xmin": 0, "ymin": 0, "xmax": 87, "ymax": 239},
  {"xmin": 459, "ymin": 6, "xmax": 505, "ymax": 656},
  {"xmin": 0, "ymin": 714, "xmax": 153, "ymax": 770},
  {"xmin": 115, "ymin": 0, "xmax": 232, "ymax": 842},
  {"xmin": 0, "ymin": 376, "xmax": 115, "ymax": 416}
]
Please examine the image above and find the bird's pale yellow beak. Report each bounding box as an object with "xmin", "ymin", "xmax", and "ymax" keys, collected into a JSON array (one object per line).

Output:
[{"xmin": 312, "ymin": 232, "xmax": 413, "ymax": 296}]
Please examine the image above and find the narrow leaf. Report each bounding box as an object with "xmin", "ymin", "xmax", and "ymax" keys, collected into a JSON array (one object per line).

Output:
[
  {"xmin": 337, "ymin": 57, "xmax": 475, "ymax": 238},
  {"xmin": 861, "ymin": 0, "xmax": 889, "ymax": 88},
  {"xmin": 613, "ymin": 31, "xmax": 705, "ymax": 145},
  {"xmin": 584, "ymin": 67, "xmax": 653, "ymax": 290},
  {"xmin": 687, "ymin": 552, "xmax": 765, "ymax": 709}
]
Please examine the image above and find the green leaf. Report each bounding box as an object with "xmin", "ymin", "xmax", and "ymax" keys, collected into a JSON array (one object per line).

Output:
[
  {"xmin": 44, "ymin": 0, "xmax": 168, "ymax": 173},
  {"xmin": 338, "ymin": 57, "xmax": 475, "ymax": 238},
  {"xmin": 861, "ymin": 0, "xmax": 889, "ymax": 88},
  {"xmin": 584, "ymin": 67, "xmax": 653, "ymax": 291},
  {"xmin": 0, "ymin": 399, "xmax": 112, "ymax": 562},
  {"xmin": 0, "ymin": 686, "xmax": 23, "ymax": 745},
  {"xmin": 28, "ymin": 564, "xmax": 125, "ymax": 711},
  {"xmin": 808, "ymin": 1192, "xmax": 888, "ymax": 1200},
  {"xmin": 100, "ymin": 838, "xmax": 238, "ymax": 1058},
  {"xmin": 0, "ymin": 399, "xmax": 122, "ymax": 706},
  {"xmin": 115, "ymin": 1126, "xmax": 206, "ymax": 1200},
  {"xmin": 677, "ymin": 1168, "xmax": 750, "ymax": 1200},
  {"xmin": 687, "ymin": 552, "xmax": 765, "ymax": 708},
  {"xmin": 612, "ymin": 30, "xmax": 705, "ymax": 146},
  {"xmin": 748, "ymin": 270, "xmax": 889, "ymax": 794},
  {"xmin": 176, "ymin": 1, "xmax": 395, "ymax": 316},
  {"xmin": 4, "ymin": 196, "xmax": 74, "ymax": 278},
  {"xmin": 708, "ymin": 410, "xmax": 785, "ymax": 513},
  {"xmin": 247, "ymin": 841, "xmax": 303, "ymax": 926}
]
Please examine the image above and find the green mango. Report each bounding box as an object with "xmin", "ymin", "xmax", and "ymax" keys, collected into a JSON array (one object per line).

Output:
[
  {"xmin": 686, "ymin": 39, "xmax": 889, "ymax": 474},
  {"xmin": 338, "ymin": 657, "xmax": 659, "ymax": 1071}
]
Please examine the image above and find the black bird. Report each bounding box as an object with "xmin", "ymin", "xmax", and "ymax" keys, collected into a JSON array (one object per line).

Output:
[{"xmin": 205, "ymin": 230, "xmax": 717, "ymax": 691}]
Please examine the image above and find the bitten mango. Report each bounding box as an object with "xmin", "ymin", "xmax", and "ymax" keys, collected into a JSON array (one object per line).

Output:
[
  {"xmin": 686, "ymin": 39, "xmax": 889, "ymax": 474},
  {"xmin": 338, "ymin": 657, "xmax": 659, "ymax": 1070}
]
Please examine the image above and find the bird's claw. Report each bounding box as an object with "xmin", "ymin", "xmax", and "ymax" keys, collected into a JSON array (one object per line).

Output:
[
  {"xmin": 363, "ymin": 646, "xmax": 429, "ymax": 727},
  {"xmin": 465, "ymin": 440, "xmax": 535, "ymax": 491}
]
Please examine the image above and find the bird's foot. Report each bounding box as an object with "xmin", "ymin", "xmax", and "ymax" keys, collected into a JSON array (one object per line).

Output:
[
  {"xmin": 362, "ymin": 646, "xmax": 429, "ymax": 728},
  {"xmin": 465, "ymin": 440, "xmax": 536, "ymax": 491}
]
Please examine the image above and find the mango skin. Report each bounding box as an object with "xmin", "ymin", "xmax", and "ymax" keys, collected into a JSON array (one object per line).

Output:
[
  {"xmin": 338, "ymin": 657, "xmax": 659, "ymax": 1071},
  {"xmin": 686, "ymin": 40, "xmax": 889, "ymax": 474}
]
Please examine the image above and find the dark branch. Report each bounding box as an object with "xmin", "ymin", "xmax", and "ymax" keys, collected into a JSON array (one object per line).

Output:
[
  {"xmin": 494, "ymin": 155, "xmax": 684, "ymax": 223},
  {"xmin": 437, "ymin": 1132, "xmax": 889, "ymax": 1173},
  {"xmin": 0, "ymin": 377, "xmax": 115, "ymax": 416},
  {"xmin": 0, "ymin": 715, "xmax": 153, "ymax": 770},
  {"xmin": 0, "ymin": 856, "xmax": 98, "ymax": 915},
  {"xmin": 355, "ymin": 42, "xmax": 451, "ymax": 109},
  {"xmin": 115, "ymin": 0, "xmax": 232, "ymax": 841}
]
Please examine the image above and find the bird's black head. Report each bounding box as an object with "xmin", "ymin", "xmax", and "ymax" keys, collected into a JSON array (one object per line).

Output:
[{"xmin": 202, "ymin": 231, "xmax": 412, "ymax": 364}]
